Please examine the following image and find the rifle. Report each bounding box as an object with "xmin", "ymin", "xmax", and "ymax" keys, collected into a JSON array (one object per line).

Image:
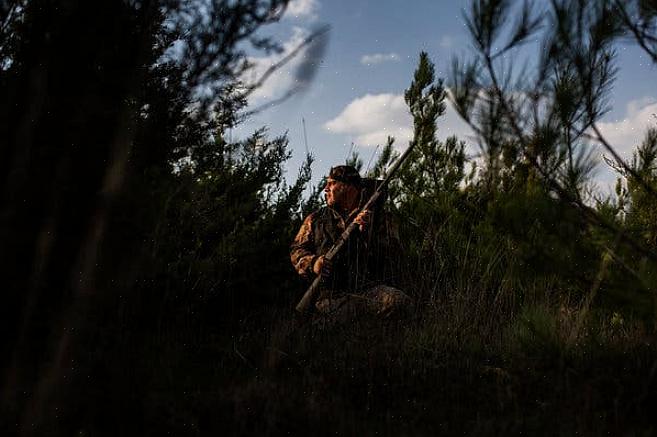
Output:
[{"xmin": 295, "ymin": 142, "xmax": 416, "ymax": 314}]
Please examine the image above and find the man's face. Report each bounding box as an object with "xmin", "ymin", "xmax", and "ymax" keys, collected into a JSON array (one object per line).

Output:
[{"xmin": 324, "ymin": 177, "xmax": 358, "ymax": 209}]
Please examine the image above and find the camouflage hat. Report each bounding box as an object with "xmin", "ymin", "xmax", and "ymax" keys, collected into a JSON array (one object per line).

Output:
[{"xmin": 328, "ymin": 165, "xmax": 361, "ymax": 187}]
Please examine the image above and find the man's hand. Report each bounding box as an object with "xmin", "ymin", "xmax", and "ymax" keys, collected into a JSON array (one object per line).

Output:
[
  {"xmin": 313, "ymin": 255, "xmax": 332, "ymax": 277},
  {"xmin": 354, "ymin": 209, "xmax": 373, "ymax": 232}
]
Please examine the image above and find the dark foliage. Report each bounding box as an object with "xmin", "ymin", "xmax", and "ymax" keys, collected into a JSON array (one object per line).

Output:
[
  {"xmin": 0, "ymin": 0, "xmax": 297, "ymax": 433},
  {"xmin": 1, "ymin": 0, "xmax": 657, "ymax": 435}
]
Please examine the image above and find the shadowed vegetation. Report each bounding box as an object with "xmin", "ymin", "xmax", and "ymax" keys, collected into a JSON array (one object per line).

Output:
[{"xmin": 1, "ymin": 0, "xmax": 657, "ymax": 435}]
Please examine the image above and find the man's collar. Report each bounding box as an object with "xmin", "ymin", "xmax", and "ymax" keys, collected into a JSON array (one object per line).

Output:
[{"xmin": 327, "ymin": 205, "xmax": 358, "ymax": 223}]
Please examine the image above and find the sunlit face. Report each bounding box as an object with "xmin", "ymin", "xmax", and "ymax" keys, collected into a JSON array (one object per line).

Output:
[{"xmin": 324, "ymin": 177, "xmax": 359, "ymax": 210}]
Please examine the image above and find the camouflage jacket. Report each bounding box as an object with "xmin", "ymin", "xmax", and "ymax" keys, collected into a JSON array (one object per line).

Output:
[{"xmin": 290, "ymin": 205, "xmax": 401, "ymax": 294}]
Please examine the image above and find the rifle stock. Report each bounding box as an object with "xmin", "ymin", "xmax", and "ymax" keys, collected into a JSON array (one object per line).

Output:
[{"xmin": 294, "ymin": 142, "xmax": 416, "ymax": 314}]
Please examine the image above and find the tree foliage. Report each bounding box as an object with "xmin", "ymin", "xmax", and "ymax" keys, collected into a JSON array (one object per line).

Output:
[
  {"xmin": 0, "ymin": 0, "xmax": 317, "ymax": 432},
  {"xmin": 2, "ymin": 0, "xmax": 657, "ymax": 434},
  {"xmin": 447, "ymin": 0, "xmax": 657, "ymax": 314},
  {"xmin": 400, "ymin": 52, "xmax": 466, "ymax": 199}
]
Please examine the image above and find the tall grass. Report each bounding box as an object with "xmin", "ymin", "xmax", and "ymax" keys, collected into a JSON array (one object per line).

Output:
[{"xmin": 94, "ymin": 198, "xmax": 657, "ymax": 436}]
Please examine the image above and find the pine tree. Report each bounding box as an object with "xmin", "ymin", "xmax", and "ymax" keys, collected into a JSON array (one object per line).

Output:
[
  {"xmin": 450, "ymin": 0, "xmax": 657, "ymax": 321},
  {"xmin": 398, "ymin": 52, "xmax": 466, "ymax": 201}
]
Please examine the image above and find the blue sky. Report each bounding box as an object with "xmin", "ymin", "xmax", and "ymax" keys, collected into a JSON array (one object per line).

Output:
[{"xmin": 235, "ymin": 0, "xmax": 657, "ymax": 194}]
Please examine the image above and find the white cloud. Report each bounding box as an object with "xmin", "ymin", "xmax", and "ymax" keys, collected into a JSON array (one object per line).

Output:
[
  {"xmin": 324, "ymin": 93, "xmax": 474, "ymax": 149},
  {"xmin": 593, "ymin": 97, "xmax": 657, "ymax": 192},
  {"xmin": 439, "ymin": 35, "xmax": 454, "ymax": 49},
  {"xmin": 360, "ymin": 53, "xmax": 400, "ymax": 66},
  {"xmin": 284, "ymin": 0, "xmax": 319, "ymax": 20},
  {"xmin": 324, "ymin": 93, "xmax": 412, "ymax": 146},
  {"xmin": 596, "ymin": 98, "xmax": 657, "ymax": 160}
]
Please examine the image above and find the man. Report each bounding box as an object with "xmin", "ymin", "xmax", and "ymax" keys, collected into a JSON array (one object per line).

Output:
[{"xmin": 290, "ymin": 165, "xmax": 410, "ymax": 321}]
